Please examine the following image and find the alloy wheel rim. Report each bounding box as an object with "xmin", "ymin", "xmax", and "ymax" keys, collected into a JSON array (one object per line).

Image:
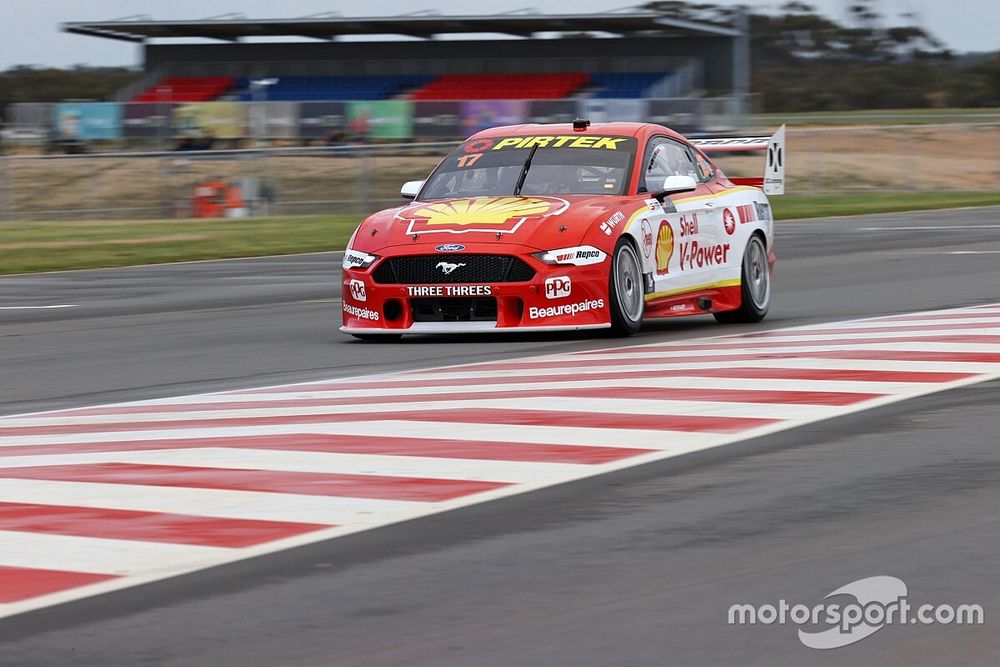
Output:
[
  {"xmin": 746, "ymin": 237, "xmax": 770, "ymax": 309},
  {"xmin": 616, "ymin": 244, "xmax": 643, "ymax": 322}
]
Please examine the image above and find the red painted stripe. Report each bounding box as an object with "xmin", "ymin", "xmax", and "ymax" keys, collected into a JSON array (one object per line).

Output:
[
  {"xmin": 0, "ymin": 463, "xmax": 508, "ymax": 502},
  {"xmin": 420, "ymin": 349, "xmax": 1000, "ymax": 373},
  {"xmin": 741, "ymin": 321, "xmax": 1000, "ymax": 338},
  {"xmin": 0, "ymin": 408, "xmax": 776, "ymax": 438},
  {"xmin": 0, "ymin": 502, "xmax": 329, "ymax": 548},
  {"xmin": 0, "ymin": 565, "xmax": 117, "ymax": 603},
  {"xmin": 0, "ymin": 434, "xmax": 651, "ymax": 464},
  {"xmin": 236, "ymin": 366, "xmax": 975, "ymax": 395},
  {"xmin": 62, "ymin": 385, "xmax": 879, "ymax": 418},
  {"xmin": 581, "ymin": 334, "xmax": 1000, "ymax": 355}
]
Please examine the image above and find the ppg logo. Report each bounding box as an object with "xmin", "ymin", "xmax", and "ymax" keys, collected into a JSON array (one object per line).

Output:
[
  {"xmin": 544, "ymin": 276, "xmax": 572, "ymax": 300},
  {"xmin": 349, "ymin": 279, "xmax": 367, "ymax": 302}
]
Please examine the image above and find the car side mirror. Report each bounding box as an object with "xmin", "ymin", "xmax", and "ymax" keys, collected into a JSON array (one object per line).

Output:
[
  {"xmin": 400, "ymin": 180, "xmax": 424, "ymax": 200},
  {"xmin": 652, "ymin": 175, "xmax": 697, "ymax": 202}
]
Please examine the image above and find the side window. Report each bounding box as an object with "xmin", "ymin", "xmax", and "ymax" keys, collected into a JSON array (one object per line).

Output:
[
  {"xmin": 640, "ymin": 137, "xmax": 700, "ymax": 192},
  {"xmin": 693, "ymin": 149, "xmax": 715, "ymax": 183}
]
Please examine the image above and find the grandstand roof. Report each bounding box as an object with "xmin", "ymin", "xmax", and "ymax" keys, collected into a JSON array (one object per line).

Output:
[{"xmin": 62, "ymin": 11, "xmax": 742, "ymax": 43}]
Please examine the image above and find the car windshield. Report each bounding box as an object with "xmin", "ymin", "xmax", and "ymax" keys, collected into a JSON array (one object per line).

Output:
[{"xmin": 420, "ymin": 135, "xmax": 636, "ymax": 200}]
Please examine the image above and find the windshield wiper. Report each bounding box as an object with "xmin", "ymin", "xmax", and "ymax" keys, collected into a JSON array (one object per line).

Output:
[{"xmin": 513, "ymin": 145, "xmax": 538, "ymax": 197}]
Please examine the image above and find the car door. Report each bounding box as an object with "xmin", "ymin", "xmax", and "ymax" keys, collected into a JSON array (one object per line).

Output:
[{"xmin": 639, "ymin": 136, "xmax": 726, "ymax": 289}]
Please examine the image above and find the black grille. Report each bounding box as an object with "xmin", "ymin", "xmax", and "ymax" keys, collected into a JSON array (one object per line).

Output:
[
  {"xmin": 411, "ymin": 297, "xmax": 498, "ymax": 322},
  {"xmin": 372, "ymin": 255, "xmax": 535, "ymax": 284}
]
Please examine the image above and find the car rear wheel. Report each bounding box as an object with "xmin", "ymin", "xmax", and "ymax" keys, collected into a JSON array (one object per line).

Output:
[
  {"xmin": 608, "ymin": 238, "xmax": 644, "ymax": 336},
  {"xmin": 714, "ymin": 234, "xmax": 770, "ymax": 324}
]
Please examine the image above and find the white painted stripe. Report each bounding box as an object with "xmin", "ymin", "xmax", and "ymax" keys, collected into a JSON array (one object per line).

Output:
[
  {"xmin": 0, "ymin": 394, "xmax": 833, "ymax": 426},
  {"xmin": 0, "ymin": 479, "xmax": 429, "ymax": 526},
  {"xmin": 267, "ymin": 421, "xmax": 737, "ymax": 450},
  {"xmin": 0, "ymin": 304, "xmax": 77, "ymax": 310},
  {"xmin": 380, "ymin": 357, "xmax": 1000, "ymax": 381},
  {"xmin": 0, "ymin": 530, "xmax": 230, "ymax": 576},
  {"xmin": 2, "ymin": 302, "xmax": 999, "ymax": 620},
  {"xmin": 113, "ymin": 376, "xmax": 907, "ymax": 403},
  {"xmin": 623, "ymin": 328, "xmax": 1000, "ymax": 345},
  {"xmin": 947, "ymin": 250, "xmax": 1000, "ymax": 254},
  {"xmin": 857, "ymin": 225, "xmax": 1000, "ymax": 230},
  {"xmin": 0, "ymin": 448, "xmax": 584, "ymax": 484},
  {"xmin": 573, "ymin": 342, "xmax": 1000, "ymax": 362},
  {"xmin": 754, "ymin": 318, "xmax": 1000, "ymax": 331}
]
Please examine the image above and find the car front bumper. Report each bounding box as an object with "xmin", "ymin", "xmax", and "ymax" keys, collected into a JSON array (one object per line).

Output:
[{"xmin": 340, "ymin": 245, "xmax": 612, "ymax": 335}]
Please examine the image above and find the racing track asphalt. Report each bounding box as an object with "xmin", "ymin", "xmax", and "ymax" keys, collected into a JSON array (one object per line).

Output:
[{"xmin": 0, "ymin": 206, "xmax": 998, "ymax": 664}]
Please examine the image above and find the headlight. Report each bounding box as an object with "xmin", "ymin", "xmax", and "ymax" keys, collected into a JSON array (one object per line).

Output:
[
  {"xmin": 532, "ymin": 245, "xmax": 608, "ymax": 266},
  {"xmin": 343, "ymin": 248, "xmax": 379, "ymax": 270}
]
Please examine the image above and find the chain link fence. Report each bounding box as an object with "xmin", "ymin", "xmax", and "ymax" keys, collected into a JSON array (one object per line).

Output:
[{"xmin": 2, "ymin": 123, "xmax": 998, "ymax": 221}]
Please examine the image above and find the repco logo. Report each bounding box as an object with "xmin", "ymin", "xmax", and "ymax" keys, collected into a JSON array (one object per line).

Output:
[
  {"xmin": 576, "ymin": 250, "xmax": 601, "ymax": 260},
  {"xmin": 544, "ymin": 276, "xmax": 572, "ymax": 300}
]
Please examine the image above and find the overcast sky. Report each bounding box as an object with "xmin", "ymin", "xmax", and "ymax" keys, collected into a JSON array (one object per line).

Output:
[{"xmin": 1, "ymin": 0, "xmax": 997, "ymax": 69}]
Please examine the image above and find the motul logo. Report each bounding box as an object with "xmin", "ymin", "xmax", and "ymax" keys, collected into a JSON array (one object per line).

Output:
[{"xmin": 544, "ymin": 276, "xmax": 572, "ymax": 299}]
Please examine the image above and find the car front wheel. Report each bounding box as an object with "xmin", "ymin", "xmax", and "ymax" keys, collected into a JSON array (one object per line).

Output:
[{"xmin": 608, "ymin": 238, "xmax": 644, "ymax": 336}]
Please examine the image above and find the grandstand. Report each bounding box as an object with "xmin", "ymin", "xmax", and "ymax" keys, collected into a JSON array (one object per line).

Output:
[
  {"xmin": 124, "ymin": 71, "xmax": 693, "ymax": 104},
  {"xmin": 25, "ymin": 11, "xmax": 750, "ymax": 142}
]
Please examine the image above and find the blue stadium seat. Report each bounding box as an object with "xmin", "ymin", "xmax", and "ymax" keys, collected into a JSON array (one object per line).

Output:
[
  {"xmin": 589, "ymin": 73, "xmax": 669, "ymax": 99},
  {"xmin": 231, "ymin": 75, "xmax": 432, "ymax": 101}
]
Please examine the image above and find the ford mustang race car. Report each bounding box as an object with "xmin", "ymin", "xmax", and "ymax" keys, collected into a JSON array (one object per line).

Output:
[{"xmin": 341, "ymin": 119, "xmax": 785, "ymax": 339}]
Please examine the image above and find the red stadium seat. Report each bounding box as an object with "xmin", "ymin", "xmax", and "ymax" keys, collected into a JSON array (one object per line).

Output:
[
  {"xmin": 131, "ymin": 77, "xmax": 236, "ymax": 103},
  {"xmin": 409, "ymin": 73, "xmax": 588, "ymax": 100}
]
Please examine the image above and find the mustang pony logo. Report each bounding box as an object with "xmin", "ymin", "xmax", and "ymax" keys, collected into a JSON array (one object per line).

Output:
[
  {"xmin": 436, "ymin": 261, "xmax": 466, "ymax": 275},
  {"xmin": 397, "ymin": 196, "xmax": 568, "ymax": 236},
  {"xmin": 655, "ymin": 221, "xmax": 674, "ymax": 275}
]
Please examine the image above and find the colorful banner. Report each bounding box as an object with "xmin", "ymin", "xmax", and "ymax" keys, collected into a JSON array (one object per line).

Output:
[
  {"xmin": 173, "ymin": 102, "xmax": 246, "ymax": 140},
  {"xmin": 122, "ymin": 103, "xmax": 175, "ymax": 139},
  {"xmin": 298, "ymin": 102, "xmax": 348, "ymax": 140},
  {"xmin": 460, "ymin": 100, "xmax": 528, "ymax": 134},
  {"xmin": 346, "ymin": 101, "xmax": 413, "ymax": 140},
  {"xmin": 245, "ymin": 102, "xmax": 300, "ymax": 139},
  {"xmin": 53, "ymin": 103, "xmax": 121, "ymax": 140},
  {"xmin": 412, "ymin": 101, "xmax": 462, "ymax": 138}
]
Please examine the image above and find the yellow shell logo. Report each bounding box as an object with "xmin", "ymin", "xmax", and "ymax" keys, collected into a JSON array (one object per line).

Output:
[
  {"xmin": 400, "ymin": 196, "xmax": 565, "ymax": 236},
  {"xmin": 655, "ymin": 221, "xmax": 674, "ymax": 275}
]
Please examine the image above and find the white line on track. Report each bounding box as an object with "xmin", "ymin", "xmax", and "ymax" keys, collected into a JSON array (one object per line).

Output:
[{"xmin": 857, "ymin": 225, "xmax": 1000, "ymax": 231}]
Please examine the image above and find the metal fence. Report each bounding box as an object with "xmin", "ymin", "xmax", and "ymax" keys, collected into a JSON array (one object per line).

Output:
[
  {"xmin": 1, "ymin": 123, "xmax": 998, "ymax": 221},
  {"xmin": 0, "ymin": 142, "xmax": 456, "ymax": 221}
]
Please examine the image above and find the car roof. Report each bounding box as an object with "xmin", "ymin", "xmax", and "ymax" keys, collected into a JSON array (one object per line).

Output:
[{"xmin": 469, "ymin": 122, "xmax": 686, "ymax": 142}]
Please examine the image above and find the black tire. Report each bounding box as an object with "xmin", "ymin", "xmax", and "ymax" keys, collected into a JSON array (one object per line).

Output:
[
  {"xmin": 714, "ymin": 234, "xmax": 770, "ymax": 324},
  {"xmin": 608, "ymin": 237, "xmax": 645, "ymax": 336},
  {"xmin": 351, "ymin": 333, "xmax": 403, "ymax": 342}
]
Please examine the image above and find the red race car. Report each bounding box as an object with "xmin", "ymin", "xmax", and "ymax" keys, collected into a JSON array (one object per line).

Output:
[{"xmin": 341, "ymin": 119, "xmax": 785, "ymax": 339}]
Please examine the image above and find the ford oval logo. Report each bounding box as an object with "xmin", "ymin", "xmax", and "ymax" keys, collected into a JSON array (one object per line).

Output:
[{"xmin": 435, "ymin": 244, "xmax": 465, "ymax": 252}]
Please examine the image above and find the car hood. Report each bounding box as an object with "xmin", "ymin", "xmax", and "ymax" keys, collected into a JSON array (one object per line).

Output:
[{"xmin": 350, "ymin": 194, "xmax": 638, "ymax": 253}]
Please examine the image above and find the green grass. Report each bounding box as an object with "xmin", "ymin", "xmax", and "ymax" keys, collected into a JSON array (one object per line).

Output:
[
  {"xmin": 0, "ymin": 216, "xmax": 359, "ymax": 274},
  {"xmin": 2, "ymin": 192, "xmax": 1000, "ymax": 274},
  {"xmin": 771, "ymin": 191, "xmax": 1000, "ymax": 219}
]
